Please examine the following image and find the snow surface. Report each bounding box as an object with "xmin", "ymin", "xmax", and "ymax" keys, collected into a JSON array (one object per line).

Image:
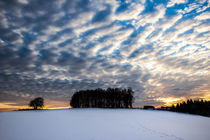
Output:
[{"xmin": 0, "ymin": 109, "xmax": 210, "ymax": 140}]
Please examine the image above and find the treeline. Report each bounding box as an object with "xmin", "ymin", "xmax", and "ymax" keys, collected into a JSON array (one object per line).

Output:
[
  {"xmin": 70, "ymin": 88, "xmax": 134, "ymax": 108},
  {"xmin": 164, "ymin": 99, "xmax": 210, "ymax": 117}
]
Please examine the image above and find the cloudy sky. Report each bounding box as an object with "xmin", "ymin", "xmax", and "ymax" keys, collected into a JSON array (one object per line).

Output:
[{"xmin": 0, "ymin": 0, "xmax": 209, "ymax": 110}]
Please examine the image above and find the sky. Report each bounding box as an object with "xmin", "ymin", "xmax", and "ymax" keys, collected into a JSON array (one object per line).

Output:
[{"xmin": 0, "ymin": 0, "xmax": 209, "ymax": 111}]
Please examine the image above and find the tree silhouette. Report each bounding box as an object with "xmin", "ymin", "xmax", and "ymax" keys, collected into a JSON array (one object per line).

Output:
[
  {"xmin": 161, "ymin": 99, "xmax": 210, "ymax": 117},
  {"xmin": 29, "ymin": 97, "xmax": 44, "ymax": 110},
  {"xmin": 70, "ymin": 88, "xmax": 134, "ymax": 108}
]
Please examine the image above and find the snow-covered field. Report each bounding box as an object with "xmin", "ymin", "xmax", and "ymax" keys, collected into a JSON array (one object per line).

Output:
[{"xmin": 0, "ymin": 109, "xmax": 209, "ymax": 140}]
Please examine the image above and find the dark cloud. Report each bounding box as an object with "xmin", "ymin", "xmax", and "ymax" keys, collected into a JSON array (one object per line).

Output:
[
  {"xmin": 0, "ymin": 72, "xmax": 104, "ymax": 102},
  {"xmin": 49, "ymin": 28, "xmax": 73, "ymax": 42},
  {"xmin": 92, "ymin": 4, "xmax": 112, "ymax": 23},
  {"xmin": 161, "ymin": 78, "xmax": 206, "ymax": 98},
  {"xmin": 58, "ymin": 39, "xmax": 74, "ymax": 47},
  {"xmin": 57, "ymin": 51, "xmax": 87, "ymax": 74},
  {"xmin": 129, "ymin": 44, "xmax": 154, "ymax": 58},
  {"xmin": 38, "ymin": 49, "xmax": 57, "ymax": 64}
]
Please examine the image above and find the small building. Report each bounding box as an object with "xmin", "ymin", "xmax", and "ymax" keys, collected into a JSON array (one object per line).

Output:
[
  {"xmin": 143, "ymin": 105, "xmax": 155, "ymax": 110},
  {"xmin": 160, "ymin": 106, "xmax": 171, "ymax": 110}
]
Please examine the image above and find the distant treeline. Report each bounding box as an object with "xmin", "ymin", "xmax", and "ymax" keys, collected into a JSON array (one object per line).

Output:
[
  {"xmin": 70, "ymin": 88, "xmax": 134, "ymax": 108},
  {"xmin": 161, "ymin": 99, "xmax": 210, "ymax": 117}
]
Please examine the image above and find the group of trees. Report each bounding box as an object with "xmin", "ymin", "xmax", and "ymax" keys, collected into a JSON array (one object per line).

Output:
[
  {"xmin": 27, "ymin": 93, "xmax": 210, "ymax": 118},
  {"xmin": 167, "ymin": 99, "xmax": 210, "ymax": 117},
  {"xmin": 27, "ymin": 88, "xmax": 134, "ymax": 110},
  {"xmin": 70, "ymin": 88, "xmax": 134, "ymax": 108}
]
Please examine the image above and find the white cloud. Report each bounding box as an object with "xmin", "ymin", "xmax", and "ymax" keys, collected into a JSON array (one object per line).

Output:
[
  {"xmin": 195, "ymin": 11, "xmax": 210, "ymax": 20},
  {"xmin": 136, "ymin": 5, "xmax": 166, "ymax": 27},
  {"xmin": 194, "ymin": 23, "xmax": 210, "ymax": 33},
  {"xmin": 18, "ymin": 0, "xmax": 28, "ymax": 5},
  {"xmin": 113, "ymin": 3, "xmax": 144, "ymax": 20},
  {"xmin": 0, "ymin": 13, "xmax": 9, "ymax": 28},
  {"xmin": 184, "ymin": 3, "xmax": 200, "ymax": 13},
  {"xmin": 167, "ymin": 0, "xmax": 188, "ymax": 7}
]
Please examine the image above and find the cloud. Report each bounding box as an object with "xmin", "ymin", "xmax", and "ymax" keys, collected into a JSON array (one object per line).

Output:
[
  {"xmin": 167, "ymin": 0, "xmax": 188, "ymax": 7},
  {"xmin": 92, "ymin": 4, "xmax": 112, "ymax": 23},
  {"xmin": 195, "ymin": 11, "xmax": 210, "ymax": 20},
  {"xmin": 0, "ymin": 0, "xmax": 209, "ymax": 109}
]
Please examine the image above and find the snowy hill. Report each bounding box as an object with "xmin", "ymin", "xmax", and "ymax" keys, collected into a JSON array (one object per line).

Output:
[{"xmin": 0, "ymin": 109, "xmax": 209, "ymax": 140}]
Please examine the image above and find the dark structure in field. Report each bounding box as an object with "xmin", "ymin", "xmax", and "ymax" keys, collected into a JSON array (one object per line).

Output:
[
  {"xmin": 70, "ymin": 88, "xmax": 134, "ymax": 108},
  {"xmin": 143, "ymin": 105, "xmax": 155, "ymax": 110}
]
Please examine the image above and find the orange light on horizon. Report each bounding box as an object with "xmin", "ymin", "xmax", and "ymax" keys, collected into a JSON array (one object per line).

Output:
[
  {"xmin": 46, "ymin": 106, "xmax": 71, "ymax": 110},
  {"xmin": 0, "ymin": 102, "xmax": 29, "ymax": 111},
  {"xmin": 0, "ymin": 100, "xmax": 70, "ymax": 111},
  {"xmin": 155, "ymin": 95, "xmax": 210, "ymax": 107},
  {"xmin": 155, "ymin": 97, "xmax": 186, "ymax": 107}
]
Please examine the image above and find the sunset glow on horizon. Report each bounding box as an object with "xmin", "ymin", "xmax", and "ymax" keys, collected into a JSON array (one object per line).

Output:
[{"xmin": 0, "ymin": 100, "xmax": 70, "ymax": 111}]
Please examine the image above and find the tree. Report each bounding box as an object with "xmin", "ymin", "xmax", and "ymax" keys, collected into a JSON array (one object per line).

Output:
[
  {"xmin": 164, "ymin": 99, "xmax": 210, "ymax": 117},
  {"xmin": 29, "ymin": 97, "xmax": 44, "ymax": 110}
]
